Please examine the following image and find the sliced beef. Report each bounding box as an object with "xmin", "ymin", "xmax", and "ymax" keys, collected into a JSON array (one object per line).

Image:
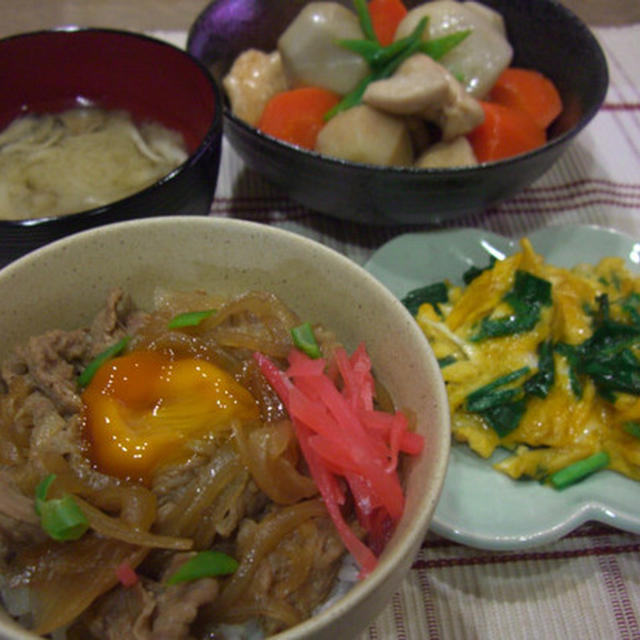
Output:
[
  {"xmin": 0, "ymin": 513, "xmax": 47, "ymax": 571},
  {"xmin": 82, "ymin": 566, "xmax": 219, "ymax": 640},
  {"xmin": 0, "ymin": 471, "xmax": 38, "ymax": 525},
  {"xmin": 0, "ymin": 474, "xmax": 47, "ymax": 569},
  {"xmin": 0, "ymin": 288, "xmax": 147, "ymax": 477},
  {"xmin": 151, "ymin": 578, "xmax": 219, "ymax": 640},
  {"xmin": 88, "ymin": 287, "xmax": 147, "ymax": 356},
  {"xmin": 21, "ymin": 328, "xmax": 87, "ymax": 415},
  {"xmin": 84, "ymin": 582, "xmax": 155, "ymax": 640},
  {"xmin": 237, "ymin": 514, "xmax": 344, "ymax": 635}
]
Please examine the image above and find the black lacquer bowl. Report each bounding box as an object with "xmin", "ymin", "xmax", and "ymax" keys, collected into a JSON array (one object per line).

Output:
[
  {"xmin": 0, "ymin": 28, "xmax": 224, "ymax": 266},
  {"xmin": 188, "ymin": 0, "xmax": 608, "ymax": 225}
]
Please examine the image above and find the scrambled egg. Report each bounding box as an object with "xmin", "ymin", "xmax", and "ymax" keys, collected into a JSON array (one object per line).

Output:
[{"xmin": 410, "ymin": 237, "xmax": 640, "ymax": 485}]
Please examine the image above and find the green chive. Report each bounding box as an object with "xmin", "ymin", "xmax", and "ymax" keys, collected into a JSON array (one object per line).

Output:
[
  {"xmin": 34, "ymin": 474, "xmax": 89, "ymax": 541},
  {"xmin": 623, "ymin": 421, "xmax": 640, "ymax": 439},
  {"xmin": 549, "ymin": 451, "xmax": 610, "ymax": 490},
  {"xmin": 438, "ymin": 355, "xmax": 456, "ymax": 368},
  {"xmin": 402, "ymin": 281, "xmax": 448, "ymax": 317},
  {"xmin": 167, "ymin": 309, "xmax": 216, "ymax": 329},
  {"xmin": 77, "ymin": 336, "xmax": 131, "ymax": 387},
  {"xmin": 466, "ymin": 367, "xmax": 531, "ymax": 403},
  {"xmin": 166, "ymin": 550, "xmax": 238, "ymax": 585},
  {"xmin": 291, "ymin": 322, "xmax": 322, "ymax": 359},
  {"xmin": 481, "ymin": 398, "xmax": 527, "ymax": 438},
  {"xmin": 466, "ymin": 387, "xmax": 524, "ymax": 413}
]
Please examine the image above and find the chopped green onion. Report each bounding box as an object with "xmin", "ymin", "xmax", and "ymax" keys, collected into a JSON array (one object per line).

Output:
[
  {"xmin": 78, "ymin": 336, "xmax": 130, "ymax": 387},
  {"xmin": 34, "ymin": 474, "xmax": 89, "ymax": 541},
  {"xmin": 548, "ymin": 451, "xmax": 610, "ymax": 490},
  {"xmin": 623, "ymin": 421, "xmax": 640, "ymax": 439},
  {"xmin": 291, "ymin": 322, "xmax": 322, "ymax": 359},
  {"xmin": 166, "ymin": 550, "xmax": 238, "ymax": 585},
  {"xmin": 353, "ymin": 0, "xmax": 379, "ymax": 43},
  {"xmin": 38, "ymin": 496, "xmax": 89, "ymax": 541},
  {"xmin": 34, "ymin": 473, "xmax": 56, "ymax": 510},
  {"xmin": 167, "ymin": 309, "xmax": 216, "ymax": 329}
]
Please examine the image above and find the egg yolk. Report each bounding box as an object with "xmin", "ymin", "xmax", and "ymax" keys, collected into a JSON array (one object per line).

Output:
[{"xmin": 82, "ymin": 350, "xmax": 259, "ymax": 484}]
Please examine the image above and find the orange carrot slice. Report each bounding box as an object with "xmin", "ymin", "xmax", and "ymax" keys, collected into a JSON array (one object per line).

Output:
[
  {"xmin": 489, "ymin": 67, "xmax": 563, "ymax": 130},
  {"xmin": 257, "ymin": 87, "xmax": 340, "ymax": 150},
  {"xmin": 467, "ymin": 101, "xmax": 547, "ymax": 163},
  {"xmin": 368, "ymin": 0, "xmax": 408, "ymax": 46}
]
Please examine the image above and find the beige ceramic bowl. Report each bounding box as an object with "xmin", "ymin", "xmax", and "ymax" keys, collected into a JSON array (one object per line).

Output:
[{"xmin": 0, "ymin": 216, "xmax": 450, "ymax": 640}]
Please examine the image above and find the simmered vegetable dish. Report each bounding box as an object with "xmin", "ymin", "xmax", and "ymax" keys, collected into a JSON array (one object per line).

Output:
[{"xmin": 224, "ymin": 0, "xmax": 562, "ymax": 168}]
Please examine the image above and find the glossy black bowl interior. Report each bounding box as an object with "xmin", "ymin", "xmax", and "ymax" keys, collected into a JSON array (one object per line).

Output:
[
  {"xmin": 0, "ymin": 28, "xmax": 224, "ymax": 266},
  {"xmin": 188, "ymin": 0, "xmax": 608, "ymax": 225}
]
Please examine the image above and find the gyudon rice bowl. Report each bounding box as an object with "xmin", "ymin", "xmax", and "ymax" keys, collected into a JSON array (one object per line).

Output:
[{"xmin": 0, "ymin": 218, "xmax": 448, "ymax": 640}]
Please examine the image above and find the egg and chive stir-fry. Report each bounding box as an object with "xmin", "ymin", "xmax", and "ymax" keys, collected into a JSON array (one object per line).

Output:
[{"xmin": 404, "ymin": 237, "xmax": 640, "ymax": 489}]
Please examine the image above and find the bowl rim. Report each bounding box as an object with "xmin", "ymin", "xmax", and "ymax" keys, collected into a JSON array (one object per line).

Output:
[
  {"xmin": 0, "ymin": 27, "xmax": 224, "ymax": 229},
  {"xmin": 0, "ymin": 215, "xmax": 451, "ymax": 640},
  {"xmin": 187, "ymin": 0, "xmax": 609, "ymax": 176}
]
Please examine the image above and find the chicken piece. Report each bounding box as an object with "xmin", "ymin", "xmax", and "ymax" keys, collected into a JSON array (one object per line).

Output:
[
  {"xmin": 423, "ymin": 70, "xmax": 485, "ymax": 141},
  {"xmin": 363, "ymin": 54, "xmax": 484, "ymax": 141},
  {"xmin": 223, "ymin": 49, "xmax": 288, "ymax": 126},
  {"xmin": 415, "ymin": 136, "xmax": 478, "ymax": 168},
  {"xmin": 394, "ymin": 1, "xmax": 513, "ymax": 98},
  {"xmin": 363, "ymin": 54, "xmax": 450, "ymax": 115},
  {"xmin": 315, "ymin": 105, "xmax": 413, "ymax": 167}
]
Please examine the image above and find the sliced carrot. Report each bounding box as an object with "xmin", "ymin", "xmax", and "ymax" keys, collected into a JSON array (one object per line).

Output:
[
  {"xmin": 467, "ymin": 101, "xmax": 547, "ymax": 163},
  {"xmin": 256, "ymin": 87, "xmax": 340, "ymax": 150},
  {"xmin": 368, "ymin": 0, "xmax": 408, "ymax": 46},
  {"xmin": 489, "ymin": 67, "xmax": 563, "ymax": 130}
]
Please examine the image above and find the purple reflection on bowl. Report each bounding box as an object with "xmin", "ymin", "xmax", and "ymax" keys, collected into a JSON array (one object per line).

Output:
[{"xmin": 189, "ymin": 0, "xmax": 266, "ymax": 60}]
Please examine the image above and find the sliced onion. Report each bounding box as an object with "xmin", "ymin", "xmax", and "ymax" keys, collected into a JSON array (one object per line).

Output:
[
  {"xmin": 17, "ymin": 537, "xmax": 149, "ymax": 636},
  {"xmin": 234, "ymin": 421, "xmax": 317, "ymax": 505},
  {"xmin": 204, "ymin": 291, "xmax": 299, "ymax": 358},
  {"xmin": 74, "ymin": 496, "xmax": 192, "ymax": 550}
]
